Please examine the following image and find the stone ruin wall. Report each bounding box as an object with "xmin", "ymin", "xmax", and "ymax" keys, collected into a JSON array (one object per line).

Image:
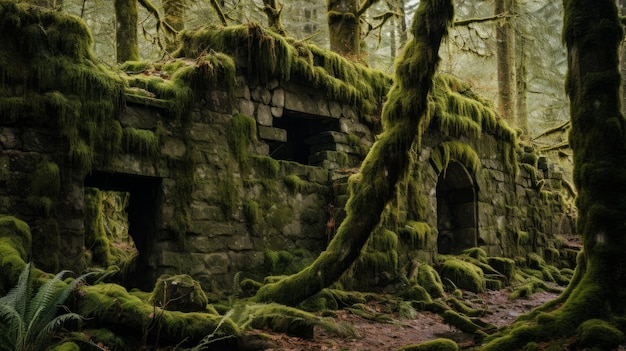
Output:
[{"xmin": 0, "ymin": 73, "xmax": 576, "ymax": 293}]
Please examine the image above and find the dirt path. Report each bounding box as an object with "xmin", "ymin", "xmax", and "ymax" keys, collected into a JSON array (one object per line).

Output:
[{"xmin": 254, "ymin": 289, "xmax": 561, "ymax": 351}]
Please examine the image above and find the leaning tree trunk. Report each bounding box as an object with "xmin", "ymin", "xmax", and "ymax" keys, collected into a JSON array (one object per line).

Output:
[
  {"xmin": 482, "ymin": 0, "xmax": 626, "ymax": 349},
  {"xmin": 114, "ymin": 0, "xmax": 139, "ymax": 63},
  {"xmin": 253, "ymin": 0, "xmax": 454, "ymax": 306}
]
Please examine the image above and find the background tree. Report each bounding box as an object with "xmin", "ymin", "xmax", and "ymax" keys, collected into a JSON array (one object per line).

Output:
[
  {"xmin": 253, "ymin": 0, "xmax": 454, "ymax": 306},
  {"xmin": 494, "ymin": 0, "xmax": 515, "ymax": 123},
  {"xmin": 114, "ymin": 0, "xmax": 139, "ymax": 63},
  {"xmin": 481, "ymin": 0, "xmax": 626, "ymax": 348}
]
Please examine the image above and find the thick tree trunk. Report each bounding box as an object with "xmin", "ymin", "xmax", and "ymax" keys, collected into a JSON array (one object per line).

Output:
[
  {"xmin": 482, "ymin": 0, "xmax": 626, "ymax": 348},
  {"xmin": 253, "ymin": 0, "xmax": 454, "ymax": 306},
  {"xmin": 114, "ymin": 0, "xmax": 139, "ymax": 63},
  {"xmin": 327, "ymin": 0, "xmax": 361, "ymax": 57},
  {"xmin": 564, "ymin": 0, "xmax": 626, "ymax": 314},
  {"xmin": 495, "ymin": 0, "xmax": 515, "ymax": 122}
]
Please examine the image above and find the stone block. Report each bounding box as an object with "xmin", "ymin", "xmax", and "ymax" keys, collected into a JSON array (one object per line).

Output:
[
  {"xmin": 161, "ymin": 138, "xmax": 186, "ymax": 159},
  {"xmin": 256, "ymin": 104, "xmax": 273, "ymax": 126},
  {"xmin": 271, "ymin": 106, "xmax": 283, "ymax": 118},
  {"xmin": 258, "ymin": 126, "xmax": 287, "ymax": 142},
  {"xmin": 238, "ymin": 98, "xmax": 256, "ymax": 117},
  {"xmin": 271, "ymin": 88, "xmax": 285, "ymax": 107},
  {"xmin": 329, "ymin": 101, "xmax": 342, "ymax": 118},
  {"xmin": 251, "ymin": 86, "xmax": 271, "ymax": 104}
]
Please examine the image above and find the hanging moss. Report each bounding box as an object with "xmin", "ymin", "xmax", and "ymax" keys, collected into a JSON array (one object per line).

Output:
[
  {"xmin": 26, "ymin": 160, "xmax": 60, "ymax": 216},
  {"xmin": 227, "ymin": 113, "xmax": 257, "ymax": 167},
  {"xmin": 122, "ymin": 127, "xmax": 160, "ymax": 159},
  {"xmin": 0, "ymin": 1, "xmax": 126, "ymax": 175},
  {"xmin": 430, "ymin": 141, "xmax": 481, "ymax": 175},
  {"xmin": 174, "ymin": 22, "xmax": 391, "ymax": 119}
]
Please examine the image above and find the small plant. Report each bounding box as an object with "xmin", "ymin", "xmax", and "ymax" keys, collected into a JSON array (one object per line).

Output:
[{"xmin": 0, "ymin": 263, "xmax": 91, "ymax": 351}]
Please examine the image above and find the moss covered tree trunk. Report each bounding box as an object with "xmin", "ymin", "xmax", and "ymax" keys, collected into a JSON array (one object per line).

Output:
[
  {"xmin": 253, "ymin": 0, "xmax": 454, "ymax": 306},
  {"xmin": 114, "ymin": 0, "xmax": 139, "ymax": 63},
  {"xmin": 563, "ymin": 0, "xmax": 626, "ymax": 314},
  {"xmin": 327, "ymin": 0, "xmax": 361, "ymax": 57},
  {"xmin": 482, "ymin": 0, "xmax": 626, "ymax": 349},
  {"xmin": 262, "ymin": 0, "xmax": 287, "ymax": 36}
]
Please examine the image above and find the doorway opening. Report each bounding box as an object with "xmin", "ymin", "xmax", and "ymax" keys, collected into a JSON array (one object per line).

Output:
[
  {"xmin": 436, "ymin": 161, "xmax": 478, "ymax": 254},
  {"xmin": 84, "ymin": 171, "xmax": 161, "ymax": 290}
]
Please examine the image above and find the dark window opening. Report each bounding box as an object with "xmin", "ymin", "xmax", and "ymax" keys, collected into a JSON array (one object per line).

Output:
[
  {"xmin": 436, "ymin": 161, "xmax": 478, "ymax": 254},
  {"xmin": 270, "ymin": 112, "xmax": 341, "ymax": 165},
  {"xmin": 84, "ymin": 171, "xmax": 161, "ymax": 290}
]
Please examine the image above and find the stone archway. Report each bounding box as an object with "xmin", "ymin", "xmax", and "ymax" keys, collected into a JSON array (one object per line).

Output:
[{"xmin": 436, "ymin": 161, "xmax": 478, "ymax": 254}]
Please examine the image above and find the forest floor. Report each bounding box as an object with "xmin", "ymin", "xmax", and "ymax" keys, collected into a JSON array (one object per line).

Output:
[{"xmin": 248, "ymin": 288, "xmax": 561, "ymax": 351}]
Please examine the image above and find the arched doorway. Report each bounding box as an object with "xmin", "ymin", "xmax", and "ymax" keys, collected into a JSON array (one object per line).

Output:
[{"xmin": 436, "ymin": 161, "xmax": 478, "ymax": 254}]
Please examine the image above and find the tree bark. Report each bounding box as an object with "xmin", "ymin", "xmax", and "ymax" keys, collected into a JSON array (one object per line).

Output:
[
  {"xmin": 327, "ymin": 0, "xmax": 361, "ymax": 57},
  {"xmin": 114, "ymin": 0, "xmax": 139, "ymax": 63},
  {"xmin": 262, "ymin": 0, "xmax": 287, "ymax": 36},
  {"xmin": 253, "ymin": 0, "xmax": 454, "ymax": 306},
  {"xmin": 482, "ymin": 0, "xmax": 626, "ymax": 348},
  {"xmin": 495, "ymin": 0, "xmax": 515, "ymax": 122}
]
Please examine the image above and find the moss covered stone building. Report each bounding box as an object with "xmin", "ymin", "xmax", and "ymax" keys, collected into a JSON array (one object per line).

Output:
[{"xmin": 0, "ymin": 2, "xmax": 575, "ymax": 294}]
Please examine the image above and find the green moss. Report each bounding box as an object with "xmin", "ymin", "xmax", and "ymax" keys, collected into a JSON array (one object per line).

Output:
[
  {"xmin": 440, "ymin": 257, "xmax": 486, "ymax": 293},
  {"xmin": 399, "ymin": 221, "xmax": 433, "ymax": 248},
  {"xmin": 0, "ymin": 215, "xmax": 31, "ymax": 293},
  {"xmin": 417, "ymin": 263, "xmax": 445, "ymax": 298},
  {"xmin": 398, "ymin": 284, "xmax": 432, "ymax": 303},
  {"xmin": 227, "ymin": 113, "xmax": 257, "ymax": 167},
  {"xmin": 77, "ymin": 283, "xmax": 240, "ymax": 346},
  {"xmin": 48, "ymin": 342, "xmax": 80, "ymax": 351},
  {"xmin": 122, "ymin": 127, "xmax": 160, "ymax": 159},
  {"xmin": 430, "ymin": 141, "xmax": 481, "ymax": 175},
  {"xmin": 174, "ymin": 23, "xmax": 391, "ymax": 119},
  {"xmin": 243, "ymin": 199, "xmax": 260, "ymax": 227},
  {"xmin": 397, "ymin": 338, "xmax": 458, "ymax": 351},
  {"xmin": 250, "ymin": 155, "xmax": 280, "ymax": 178},
  {"xmin": 150, "ymin": 274, "xmax": 209, "ymax": 312}
]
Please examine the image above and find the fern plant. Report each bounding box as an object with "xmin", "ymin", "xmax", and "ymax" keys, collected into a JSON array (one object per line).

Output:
[{"xmin": 0, "ymin": 263, "xmax": 91, "ymax": 351}]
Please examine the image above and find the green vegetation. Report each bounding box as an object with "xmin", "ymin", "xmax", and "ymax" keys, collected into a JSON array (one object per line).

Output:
[{"xmin": 0, "ymin": 263, "xmax": 91, "ymax": 351}]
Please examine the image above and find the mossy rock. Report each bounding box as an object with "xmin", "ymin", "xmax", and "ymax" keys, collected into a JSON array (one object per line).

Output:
[
  {"xmin": 397, "ymin": 337, "xmax": 458, "ymax": 351},
  {"xmin": 417, "ymin": 263, "xmax": 445, "ymax": 298},
  {"xmin": 0, "ymin": 215, "xmax": 31, "ymax": 293},
  {"xmin": 440, "ymin": 258, "xmax": 485, "ymax": 293},
  {"xmin": 149, "ymin": 274, "xmax": 209, "ymax": 312},
  {"xmin": 575, "ymin": 319, "xmax": 624, "ymax": 350}
]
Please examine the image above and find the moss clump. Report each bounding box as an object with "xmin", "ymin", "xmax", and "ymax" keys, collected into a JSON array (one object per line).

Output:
[
  {"xmin": 77, "ymin": 283, "xmax": 240, "ymax": 347},
  {"xmin": 575, "ymin": 319, "xmax": 624, "ymax": 349},
  {"xmin": 149, "ymin": 274, "xmax": 209, "ymax": 313},
  {"xmin": 440, "ymin": 257, "xmax": 486, "ymax": 293},
  {"xmin": 397, "ymin": 338, "xmax": 458, "ymax": 351},
  {"xmin": 417, "ymin": 263, "xmax": 445, "ymax": 298},
  {"xmin": 0, "ymin": 215, "xmax": 31, "ymax": 293}
]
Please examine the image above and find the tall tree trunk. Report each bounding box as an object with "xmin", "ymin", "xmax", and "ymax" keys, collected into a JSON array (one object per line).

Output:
[
  {"xmin": 515, "ymin": 18, "xmax": 528, "ymax": 135},
  {"xmin": 253, "ymin": 0, "xmax": 454, "ymax": 306},
  {"xmin": 482, "ymin": 0, "xmax": 626, "ymax": 348},
  {"xmin": 114, "ymin": 0, "xmax": 139, "ymax": 63},
  {"xmin": 327, "ymin": 0, "xmax": 361, "ymax": 57},
  {"xmin": 495, "ymin": 0, "xmax": 515, "ymax": 123},
  {"xmin": 619, "ymin": 0, "xmax": 626, "ymax": 117}
]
